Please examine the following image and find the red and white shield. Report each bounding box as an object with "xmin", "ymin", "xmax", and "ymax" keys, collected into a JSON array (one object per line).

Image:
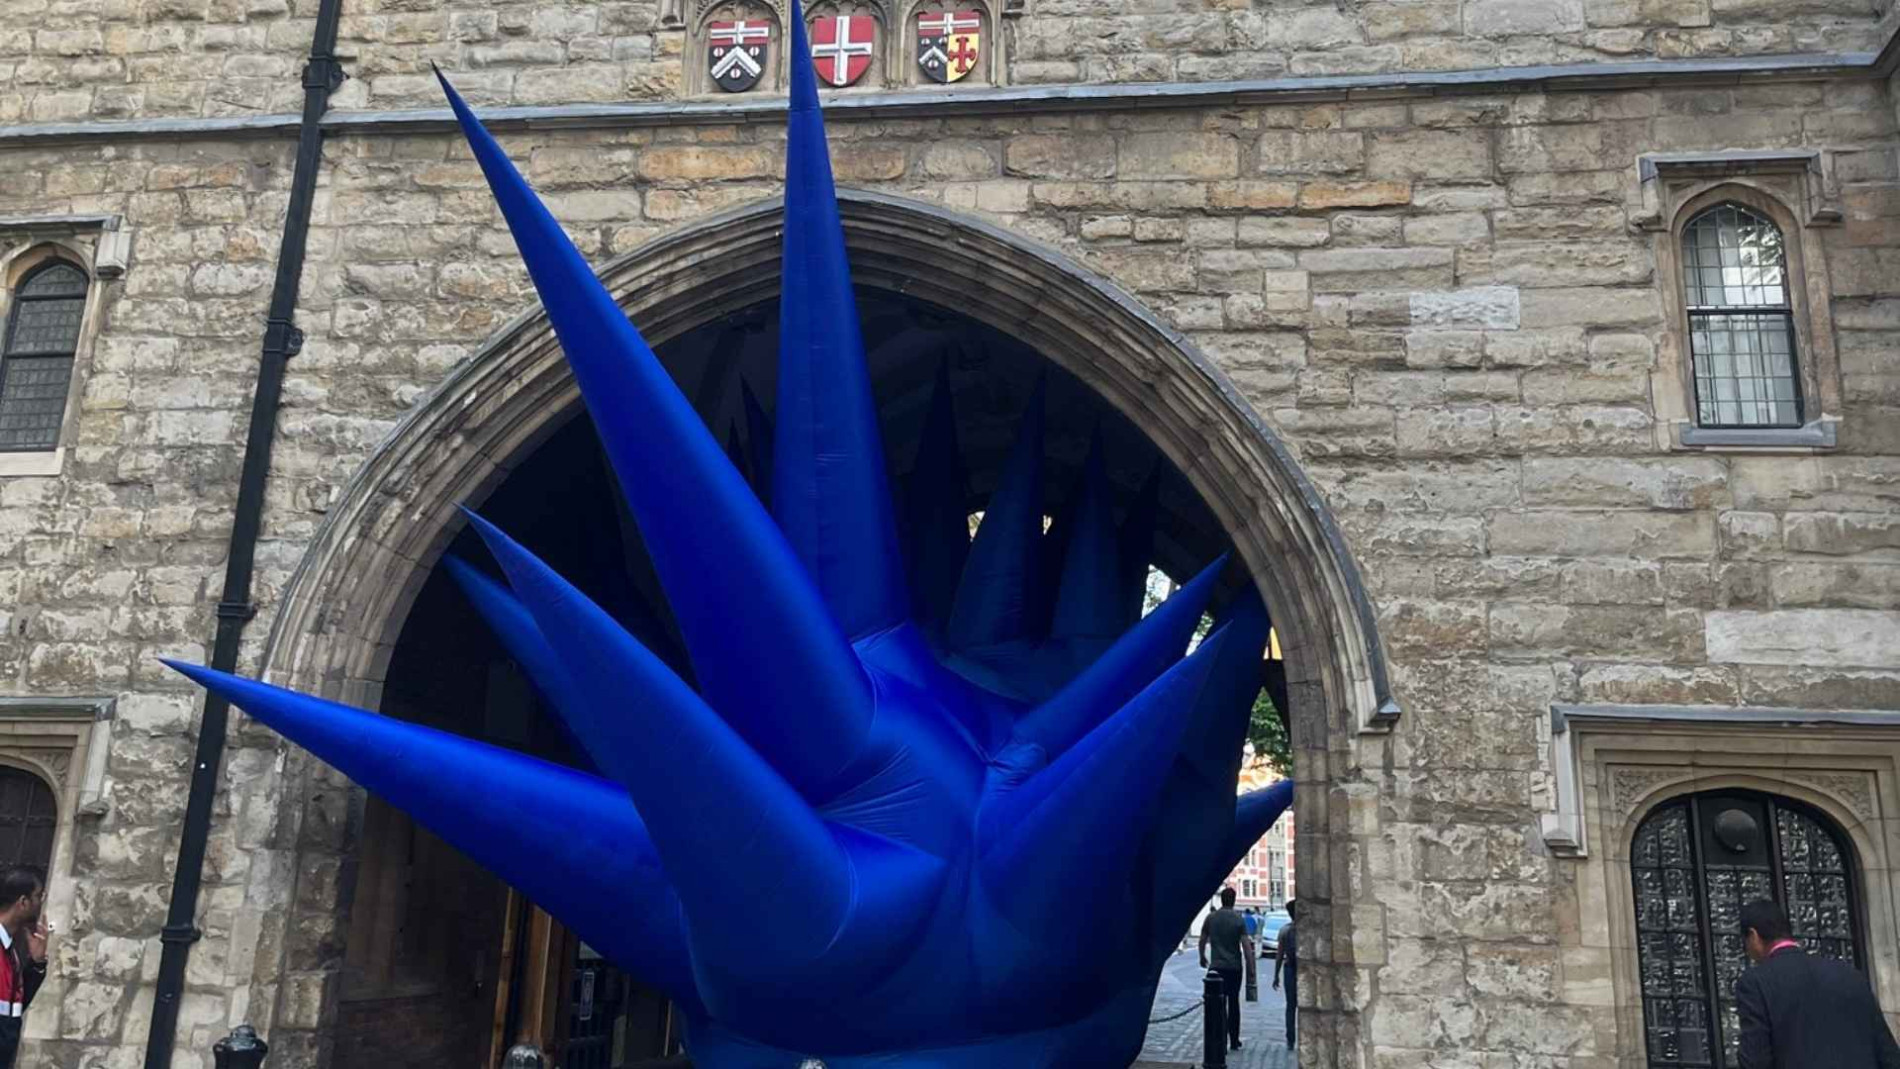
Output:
[{"xmin": 810, "ymin": 15, "xmax": 875, "ymax": 88}]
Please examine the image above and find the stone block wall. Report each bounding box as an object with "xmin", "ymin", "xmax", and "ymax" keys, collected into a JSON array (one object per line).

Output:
[
  {"xmin": 2, "ymin": 0, "xmax": 1895, "ymax": 121},
  {"xmin": 0, "ymin": 138, "xmax": 306, "ymax": 1064},
  {"xmin": 0, "ymin": 28, "xmax": 1898, "ymax": 1069}
]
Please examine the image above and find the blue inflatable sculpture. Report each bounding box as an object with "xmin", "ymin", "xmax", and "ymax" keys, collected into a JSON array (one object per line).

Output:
[{"xmin": 170, "ymin": 3, "xmax": 1293, "ymax": 1063}]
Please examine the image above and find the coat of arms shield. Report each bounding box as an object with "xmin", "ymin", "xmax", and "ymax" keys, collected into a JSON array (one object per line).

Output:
[
  {"xmin": 709, "ymin": 19, "xmax": 770, "ymax": 92},
  {"xmin": 810, "ymin": 14, "xmax": 875, "ymax": 88},
  {"xmin": 916, "ymin": 10, "xmax": 981, "ymax": 84}
]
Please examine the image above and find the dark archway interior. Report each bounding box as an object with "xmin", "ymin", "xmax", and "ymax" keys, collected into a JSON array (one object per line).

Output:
[{"xmin": 338, "ymin": 291, "xmax": 1265, "ymax": 1068}]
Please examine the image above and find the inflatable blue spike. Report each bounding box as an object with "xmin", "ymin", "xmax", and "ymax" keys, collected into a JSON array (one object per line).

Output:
[
  {"xmin": 1225, "ymin": 781, "xmax": 1295, "ymax": 872},
  {"xmin": 443, "ymin": 556, "xmax": 574, "ymax": 704},
  {"xmin": 947, "ymin": 377, "xmax": 1045, "ymax": 650},
  {"xmin": 772, "ymin": 0, "xmax": 908, "ymax": 640},
  {"xmin": 1144, "ymin": 590, "xmax": 1272, "ymax": 963},
  {"xmin": 159, "ymin": 659, "xmax": 701, "ymax": 1008},
  {"xmin": 1150, "ymin": 779, "xmax": 1296, "ymax": 971},
  {"xmin": 1118, "ymin": 463, "xmax": 1163, "ymax": 628},
  {"xmin": 1174, "ymin": 587, "xmax": 1270, "ymax": 784},
  {"xmin": 979, "ymin": 628, "xmax": 1230, "ymax": 928},
  {"xmin": 1050, "ymin": 428, "xmax": 1124, "ymax": 641},
  {"xmin": 442, "ymin": 555, "xmax": 602, "ymax": 772},
  {"xmin": 906, "ymin": 359, "xmax": 970, "ymax": 632},
  {"xmin": 1016, "ymin": 553, "xmax": 1227, "ymax": 756},
  {"xmin": 462, "ymin": 511, "xmax": 871, "ymax": 970},
  {"xmin": 741, "ymin": 378, "xmax": 773, "ymax": 505},
  {"xmin": 436, "ymin": 72, "xmax": 872, "ymax": 799}
]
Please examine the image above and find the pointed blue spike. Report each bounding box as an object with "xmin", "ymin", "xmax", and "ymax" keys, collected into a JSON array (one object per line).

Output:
[
  {"xmin": 443, "ymin": 555, "xmax": 603, "ymax": 772},
  {"xmin": 1117, "ymin": 463, "xmax": 1163, "ymax": 628},
  {"xmin": 1050, "ymin": 429, "xmax": 1123, "ymax": 642},
  {"xmin": 772, "ymin": 0, "xmax": 908, "ymax": 639},
  {"xmin": 741, "ymin": 378, "xmax": 774, "ymax": 507},
  {"xmin": 1144, "ymin": 589, "xmax": 1273, "ymax": 963},
  {"xmin": 1149, "ymin": 779, "xmax": 1295, "ymax": 970},
  {"xmin": 1016, "ymin": 553, "xmax": 1227, "ymax": 757},
  {"xmin": 435, "ymin": 73, "xmax": 871, "ymax": 797},
  {"xmin": 979, "ymin": 628, "xmax": 1229, "ymax": 928},
  {"xmin": 1222, "ymin": 780, "xmax": 1294, "ymax": 874},
  {"xmin": 947, "ymin": 378, "xmax": 1045, "ymax": 650},
  {"xmin": 1176, "ymin": 586, "xmax": 1271, "ymax": 784},
  {"xmin": 161, "ymin": 659, "xmax": 701, "ymax": 1009},
  {"xmin": 906, "ymin": 360, "xmax": 970, "ymax": 632},
  {"xmin": 462, "ymin": 512, "xmax": 869, "ymax": 968}
]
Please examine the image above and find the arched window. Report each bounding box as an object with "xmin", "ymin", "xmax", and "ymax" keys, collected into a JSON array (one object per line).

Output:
[
  {"xmin": 0, "ymin": 259, "xmax": 89, "ymax": 452},
  {"xmin": 0, "ymin": 767, "xmax": 56, "ymax": 872},
  {"xmin": 1632, "ymin": 790, "xmax": 1862, "ymax": 1068},
  {"xmin": 1680, "ymin": 204, "xmax": 1802, "ymax": 429}
]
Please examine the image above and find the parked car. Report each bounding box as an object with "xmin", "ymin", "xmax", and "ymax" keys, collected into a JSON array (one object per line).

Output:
[{"xmin": 1256, "ymin": 909, "xmax": 1291, "ymax": 957}]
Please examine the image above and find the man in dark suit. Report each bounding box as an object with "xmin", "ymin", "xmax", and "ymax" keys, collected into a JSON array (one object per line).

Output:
[{"xmin": 1735, "ymin": 899, "xmax": 1900, "ymax": 1068}]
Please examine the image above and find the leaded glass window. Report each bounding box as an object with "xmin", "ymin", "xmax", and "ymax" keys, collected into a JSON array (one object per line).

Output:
[
  {"xmin": 0, "ymin": 260, "xmax": 88, "ymax": 452},
  {"xmin": 1633, "ymin": 791, "xmax": 1863, "ymax": 1068},
  {"xmin": 1681, "ymin": 204, "xmax": 1802, "ymax": 428}
]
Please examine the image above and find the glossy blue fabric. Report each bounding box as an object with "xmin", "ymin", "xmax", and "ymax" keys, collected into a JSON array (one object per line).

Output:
[{"xmin": 169, "ymin": 4, "xmax": 1293, "ymax": 1062}]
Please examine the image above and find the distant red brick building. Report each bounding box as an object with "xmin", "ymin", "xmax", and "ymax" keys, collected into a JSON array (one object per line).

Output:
[{"xmin": 1225, "ymin": 760, "xmax": 1293, "ymax": 912}]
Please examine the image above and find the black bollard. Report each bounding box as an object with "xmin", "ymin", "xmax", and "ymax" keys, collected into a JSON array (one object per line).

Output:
[
  {"xmin": 1201, "ymin": 969, "xmax": 1227, "ymax": 1069},
  {"xmin": 212, "ymin": 1025, "xmax": 268, "ymax": 1069}
]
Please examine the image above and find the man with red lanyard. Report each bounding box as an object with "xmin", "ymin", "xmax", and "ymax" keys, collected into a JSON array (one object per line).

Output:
[
  {"xmin": 0, "ymin": 867, "xmax": 49, "ymax": 1069},
  {"xmin": 1735, "ymin": 898, "xmax": 1900, "ymax": 1068}
]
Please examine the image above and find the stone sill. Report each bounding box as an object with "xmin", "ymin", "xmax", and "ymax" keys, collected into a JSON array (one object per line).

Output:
[
  {"xmin": 1671, "ymin": 418, "xmax": 1838, "ymax": 454},
  {"xmin": 0, "ymin": 449, "xmax": 64, "ymax": 477}
]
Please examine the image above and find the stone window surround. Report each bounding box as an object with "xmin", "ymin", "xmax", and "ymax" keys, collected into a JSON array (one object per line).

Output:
[
  {"xmin": 1540, "ymin": 703, "xmax": 1900, "ymax": 1056},
  {"xmin": 683, "ymin": 0, "xmax": 1005, "ymax": 96},
  {"xmin": 0, "ymin": 215, "xmax": 127, "ymax": 478},
  {"xmin": 1637, "ymin": 153, "xmax": 1846, "ymax": 455},
  {"xmin": 0, "ymin": 695, "xmax": 114, "ymax": 1036}
]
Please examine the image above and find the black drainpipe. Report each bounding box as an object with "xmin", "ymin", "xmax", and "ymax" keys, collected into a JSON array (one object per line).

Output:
[{"xmin": 144, "ymin": 2, "xmax": 345, "ymax": 1064}]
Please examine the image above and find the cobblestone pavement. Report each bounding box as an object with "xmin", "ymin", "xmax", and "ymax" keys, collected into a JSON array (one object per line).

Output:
[{"xmin": 1137, "ymin": 948, "xmax": 1295, "ymax": 1069}]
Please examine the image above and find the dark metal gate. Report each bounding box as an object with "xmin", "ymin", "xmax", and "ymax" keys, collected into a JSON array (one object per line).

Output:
[
  {"xmin": 1632, "ymin": 790, "xmax": 1862, "ymax": 1068},
  {"xmin": 563, "ymin": 951, "xmax": 627, "ymax": 1069}
]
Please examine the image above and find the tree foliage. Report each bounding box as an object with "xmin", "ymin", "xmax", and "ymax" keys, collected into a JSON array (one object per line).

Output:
[{"xmin": 1248, "ymin": 687, "xmax": 1292, "ymax": 776}]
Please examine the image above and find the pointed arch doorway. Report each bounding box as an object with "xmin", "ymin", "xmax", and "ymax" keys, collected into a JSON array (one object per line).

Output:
[{"xmin": 253, "ymin": 192, "xmax": 1394, "ymax": 1064}]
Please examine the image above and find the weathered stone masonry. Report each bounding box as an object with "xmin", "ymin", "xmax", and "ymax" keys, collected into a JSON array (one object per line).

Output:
[{"xmin": 0, "ymin": 0, "xmax": 1898, "ymax": 1066}]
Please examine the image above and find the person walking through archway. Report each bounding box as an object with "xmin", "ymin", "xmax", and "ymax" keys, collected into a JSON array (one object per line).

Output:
[
  {"xmin": 1198, "ymin": 887, "xmax": 1252, "ymax": 1052},
  {"xmin": 1272, "ymin": 899, "xmax": 1299, "ymax": 1050}
]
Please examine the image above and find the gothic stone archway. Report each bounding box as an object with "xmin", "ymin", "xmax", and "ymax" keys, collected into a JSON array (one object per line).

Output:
[{"xmin": 252, "ymin": 190, "xmax": 1393, "ymax": 1061}]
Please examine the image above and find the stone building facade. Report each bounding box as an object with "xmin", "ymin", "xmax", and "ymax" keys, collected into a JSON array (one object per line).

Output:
[{"xmin": 0, "ymin": 0, "xmax": 1898, "ymax": 1065}]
